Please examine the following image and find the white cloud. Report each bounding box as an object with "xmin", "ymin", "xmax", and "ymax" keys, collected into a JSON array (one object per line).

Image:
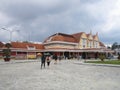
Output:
[
  {"xmin": 102, "ymin": 0, "xmax": 120, "ymax": 32},
  {"xmin": 0, "ymin": 0, "xmax": 120, "ymax": 43},
  {"xmin": 0, "ymin": 12, "xmax": 11, "ymax": 25},
  {"xmin": 82, "ymin": 0, "xmax": 120, "ymax": 33}
]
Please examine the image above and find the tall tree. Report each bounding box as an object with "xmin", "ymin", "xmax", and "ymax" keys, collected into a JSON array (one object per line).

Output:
[
  {"xmin": 112, "ymin": 42, "xmax": 118, "ymax": 50},
  {"xmin": 5, "ymin": 43, "xmax": 12, "ymax": 49},
  {"xmin": 0, "ymin": 42, "xmax": 4, "ymax": 48}
]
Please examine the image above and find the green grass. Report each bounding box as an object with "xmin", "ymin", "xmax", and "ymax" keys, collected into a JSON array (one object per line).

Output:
[{"xmin": 86, "ymin": 60, "xmax": 120, "ymax": 65}]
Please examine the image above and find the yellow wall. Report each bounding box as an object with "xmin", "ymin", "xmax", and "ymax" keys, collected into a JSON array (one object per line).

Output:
[
  {"xmin": 27, "ymin": 55, "xmax": 36, "ymax": 59},
  {"xmin": 87, "ymin": 35, "xmax": 93, "ymax": 48},
  {"xmin": 78, "ymin": 33, "xmax": 100, "ymax": 49},
  {"xmin": 94, "ymin": 36, "xmax": 99, "ymax": 41},
  {"xmin": 79, "ymin": 33, "xmax": 87, "ymax": 49},
  {"xmin": 44, "ymin": 32, "xmax": 100, "ymax": 49}
]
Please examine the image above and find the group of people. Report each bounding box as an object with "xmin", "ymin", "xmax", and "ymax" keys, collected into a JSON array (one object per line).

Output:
[
  {"xmin": 41, "ymin": 55, "xmax": 51, "ymax": 69},
  {"xmin": 40, "ymin": 53, "xmax": 62, "ymax": 69}
]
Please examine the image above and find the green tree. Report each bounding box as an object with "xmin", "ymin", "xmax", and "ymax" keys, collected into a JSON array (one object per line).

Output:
[
  {"xmin": 5, "ymin": 43, "xmax": 12, "ymax": 49},
  {"xmin": 118, "ymin": 53, "xmax": 120, "ymax": 60},
  {"xmin": 0, "ymin": 42, "xmax": 4, "ymax": 48},
  {"xmin": 99, "ymin": 53, "xmax": 106, "ymax": 61},
  {"xmin": 112, "ymin": 42, "xmax": 118, "ymax": 50},
  {"xmin": 2, "ymin": 43, "xmax": 12, "ymax": 61}
]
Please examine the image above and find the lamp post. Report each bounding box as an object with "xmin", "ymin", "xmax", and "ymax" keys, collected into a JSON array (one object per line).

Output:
[{"xmin": 1, "ymin": 28, "xmax": 19, "ymax": 42}]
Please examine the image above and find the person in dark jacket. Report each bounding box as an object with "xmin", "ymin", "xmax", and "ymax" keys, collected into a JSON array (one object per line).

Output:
[{"xmin": 41, "ymin": 54, "xmax": 46, "ymax": 69}]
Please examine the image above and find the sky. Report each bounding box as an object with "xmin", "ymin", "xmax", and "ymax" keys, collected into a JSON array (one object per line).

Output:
[{"xmin": 0, "ymin": 0, "xmax": 120, "ymax": 44}]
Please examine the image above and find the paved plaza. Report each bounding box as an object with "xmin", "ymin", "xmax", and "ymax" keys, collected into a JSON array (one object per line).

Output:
[{"xmin": 0, "ymin": 59, "xmax": 120, "ymax": 90}]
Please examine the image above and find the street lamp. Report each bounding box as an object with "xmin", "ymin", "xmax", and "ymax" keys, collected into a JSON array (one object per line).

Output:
[{"xmin": 1, "ymin": 28, "xmax": 20, "ymax": 42}]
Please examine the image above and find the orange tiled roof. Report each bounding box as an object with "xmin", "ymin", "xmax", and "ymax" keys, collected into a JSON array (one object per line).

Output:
[
  {"xmin": 11, "ymin": 42, "xmax": 45, "ymax": 49},
  {"xmin": 44, "ymin": 33, "xmax": 77, "ymax": 43},
  {"xmin": 0, "ymin": 42, "xmax": 4, "ymax": 48},
  {"xmin": 86, "ymin": 34, "xmax": 91, "ymax": 37},
  {"xmin": 99, "ymin": 42, "xmax": 105, "ymax": 47},
  {"xmin": 72, "ymin": 32, "xmax": 84, "ymax": 42},
  {"xmin": 93, "ymin": 35, "xmax": 96, "ymax": 39}
]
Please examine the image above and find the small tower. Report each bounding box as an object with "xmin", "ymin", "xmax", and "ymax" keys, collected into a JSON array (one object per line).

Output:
[
  {"xmin": 96, "ymin": 32, "xmax": 98, "ymax": 36},
  {"xmin": 90, "ymin": 30, "xmax": 92, "ymax": 35}
]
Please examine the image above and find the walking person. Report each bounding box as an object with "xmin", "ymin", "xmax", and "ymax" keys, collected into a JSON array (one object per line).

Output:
[
  {"xmin": 41, "ymin": 54, "xmax": 46, "ymax": 69},
  {"xmin": 46, "ymin": 56, "xmax": 51, "ymax": 68},
  {"xmin": 54, "ymin": 54, "xmax": 58, "ymax": 64}
]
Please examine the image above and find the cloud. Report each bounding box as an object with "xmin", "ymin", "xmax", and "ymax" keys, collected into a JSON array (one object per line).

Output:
[
  {"xmin": 0, "ymin": 12, "xmax": 12, "ymax": 25},
  {"xmin": 82, "ymin": 0, "xmax": 120, "ymax": 32},
  {"xmin": 0, "ymin": 0, "xmax": 120, "ymax": 44}
]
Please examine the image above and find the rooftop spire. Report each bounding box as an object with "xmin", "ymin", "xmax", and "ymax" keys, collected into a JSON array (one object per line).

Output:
[
  {"xmin": 90, "ymin": 30, "xmax": 92, "ymax": 35},
  {"xmin": 56, "ymin": 32, "xmax": 59, "ymax": 35},
  {"xmin": 96, "ymin": 32, "xmax": 98, "ymax": 36}
]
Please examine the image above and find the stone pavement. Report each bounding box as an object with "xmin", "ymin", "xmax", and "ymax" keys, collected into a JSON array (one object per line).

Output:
[
  {"xmin": 0, "ymin": 59, "xmax": 120, "ymax": 90},
  {"xmin": 0, "ymin": 59, "xmax": 39, "ymax": 65}
]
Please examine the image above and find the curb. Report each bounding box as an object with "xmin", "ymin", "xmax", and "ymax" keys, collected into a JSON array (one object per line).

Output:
[{"xmin": 74, "ymin": 62, "xmax": 120, "ymax": 68}]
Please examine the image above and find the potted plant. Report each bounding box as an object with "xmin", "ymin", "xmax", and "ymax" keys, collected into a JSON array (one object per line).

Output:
[{"xmin": 2, "ymin": 43, "xmax": 12, "ymax": 62}]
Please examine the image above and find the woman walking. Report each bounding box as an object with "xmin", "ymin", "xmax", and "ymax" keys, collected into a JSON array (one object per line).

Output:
[
  {"xmin": 46, "ymin": 56, "xmax": 51, "ymax": 68},
  {"xmin": 54, "ymin": 54, "xmax": 58, "ymax": 64}
]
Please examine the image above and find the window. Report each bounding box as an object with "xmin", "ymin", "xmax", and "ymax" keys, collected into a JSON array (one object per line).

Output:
[
  {"xmin": 82, "ymin": 38, "xmax": 86, "ymax": 48},
  {"xmin": 90, "ymin": 41, "xmax": 93, "ymax": 48},
  {"xmin": 94, "ymin": 41, "xmax": 98, "ymax": 48}
]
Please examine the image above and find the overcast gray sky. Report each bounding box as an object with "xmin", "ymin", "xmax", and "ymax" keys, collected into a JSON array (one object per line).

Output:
[{"xmin": 0, "ymin": 0, "xmax": 120, "ymax": 44}]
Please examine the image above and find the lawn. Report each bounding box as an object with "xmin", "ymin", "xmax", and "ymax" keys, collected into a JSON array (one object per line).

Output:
[{"xmin": 86, "ymin": 60, "xmax": 120, "ymax": 65}]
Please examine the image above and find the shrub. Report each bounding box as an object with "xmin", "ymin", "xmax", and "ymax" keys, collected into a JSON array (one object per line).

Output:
[
  {"xmin": 99, "ymin": 54, "xmax": 106, "ymax": 61},
  {"xmin": 2, "ymin": 43, "xmax": 12, "ymax": 61},
  {"xmin": 3, "ymin": 49, "xmax": 11, "ymax": 58},
  {"xmin": 118, "ymin": 54, "xmax": 120, "ymax": 60}
]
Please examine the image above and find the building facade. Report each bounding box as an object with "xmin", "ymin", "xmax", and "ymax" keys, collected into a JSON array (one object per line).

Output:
[
  {"xmin": 43, "ymin": 32, "xmax": 113, "ymax": 59},
  {"xmin": 0, "ymin": 32, "xmax": 113, "ymax": 60}
]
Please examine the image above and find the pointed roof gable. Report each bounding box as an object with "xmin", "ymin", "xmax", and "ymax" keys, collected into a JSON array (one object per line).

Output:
[
  {"xmin": 99, "ymin": 42, "xmax": 105, "ymax": 47},
  {"xmin": 87, "ymin": 34, "xmax": 93, "ymax": 40},
  {"xmin": 93, "ymin": 35, "xmax": 99, "ymax": 41},
  {"xmin": 72, "ymin": 32, "xmax": 85, "ymax": 42}
]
